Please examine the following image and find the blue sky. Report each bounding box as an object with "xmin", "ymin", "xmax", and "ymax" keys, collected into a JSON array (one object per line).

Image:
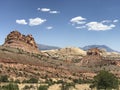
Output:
[{"xmin": 0, "ymin": 0, "xmax": 120, "ymax": 51}]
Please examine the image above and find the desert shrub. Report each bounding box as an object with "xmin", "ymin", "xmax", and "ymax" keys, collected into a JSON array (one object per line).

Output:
[
  {"xmin": 45, "ymin": 79, "xmax": 55, "ymax": 86},
  {"xmin": 28, "ymin": 78, "xmax": 38, "ymax": 83},
  {"xmin": 22, "ymin": 78, "xmax": 38, "ymax": 83},
  {"xmin": 73, "ymin": 78, "xmax": 92, "ymax": 84},
  {"xmin": 61, "ymin": 82, "xmax": 75, "ymax": 90},
  {"xmin": 82, "ymin": 79, "xmax": 93, "ymax": 83},
  {"xmin": 14, "ymin": 79, "xmax": 20, "ymax": 83},
  {"xmin": 38, "ymin": 85, "xmax": 48, "ymax": 90},
  {"xmin": 56, "ymin": 80, "xmax": 64, "ymax": 84},
  {"xmin": 0, "ymin": 75, "xmax": 9, "ymax": 82},
  {"xmin": 73, "ymin": 79, "xmax": 82, "ymax": 84},
  {"xmin": 1, "ymin": 83, "xmax": 19, "ymax": 90}
]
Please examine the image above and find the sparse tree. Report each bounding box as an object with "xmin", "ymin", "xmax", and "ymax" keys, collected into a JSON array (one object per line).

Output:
[{"xmin": 90, "ymin": 70, "xmax": 119, "ymax": 90}]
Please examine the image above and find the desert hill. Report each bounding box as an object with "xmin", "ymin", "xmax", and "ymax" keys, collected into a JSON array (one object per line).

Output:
[
  {"xmin": 42, "ymin": 47, "xmax": 86, "ymax": 63},
  {"xmin": 0, "ymin": 46, "xmax": 82, "ymax": 80},
  {"xmin": 42, "ymin": 47, "xmax": 86, "ymax": 56}
]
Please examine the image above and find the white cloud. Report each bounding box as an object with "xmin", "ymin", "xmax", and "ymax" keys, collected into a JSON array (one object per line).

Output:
[
  {"xmin": 29, "ymin": 17, "xmax": 46, "ymax": 26},
  {"xmin": 46, "ymin": 26, "xmax": 53, "ymax": 30},
  {"xmin": 37, "ymin": 7, "xmax": 60, "ymax": 14},
  {"xmin": 49, "ymin": 11, "xmax": 60, "ymax": 14},
  {"xmin": 75, "ymin": 26, "xmax": 86, "ymax": 29},
  {"xmin": 101, "ymin": 20, "xmax": 112, "ymax": 23},
  {"xmin": 40, "ymin": 8, "xmax": 50, "ymax": 12},
  {"xmin": 86, "ymin": 22, "xmax": 115, "ymax": 31},
  {"xmin": 70, "ymin": 16, "xmax": 86, "ymax": 25},
  {"xmin": 16, "ymin": 19, "xmax": 27, "ymax": 25},
  {"xmin": 70, "ymin": 16, "xmax": 118, "ymax": 31},
  {"xmin": 37, "ymin": 8, "xmax": 41, "ymax": 11},
  {"xmin": 113, "ymin": 19, "xmax": 119, "ymax": 23}
]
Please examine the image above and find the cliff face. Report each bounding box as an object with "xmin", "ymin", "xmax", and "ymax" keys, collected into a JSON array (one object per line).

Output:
[{"xmin": 3, "ymin": 30, "xmax": 40, "ymax": 53}]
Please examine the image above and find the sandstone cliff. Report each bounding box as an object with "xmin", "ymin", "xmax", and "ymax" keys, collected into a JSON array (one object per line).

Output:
[{"xmin": 3, "ymin": 30, "xmax": 40, "ymax": 54}]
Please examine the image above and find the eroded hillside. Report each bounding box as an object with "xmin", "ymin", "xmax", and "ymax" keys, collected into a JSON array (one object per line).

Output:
[{"xmin": 1, "ymin": 31, "xmax": 120, "ymax": 84}]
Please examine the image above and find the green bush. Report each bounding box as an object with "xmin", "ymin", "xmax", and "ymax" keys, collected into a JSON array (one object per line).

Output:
[
  {"xmin": 90, "ymin": 70, "xmax": 119, "ymax": 89},
  {"xmin": 28, "ymin": 78, "xmax": 38, "ymax": 83},
  {"xmin": 1, "ymin": 83, "xmax": 19, "ymax": 90},
  {"xmin": 0, "ymin": 75, "xmax": 9, "ymax": 82},
  {"xmin": 38, "ymin": 85, "xmax": 48, "ymax": 90},
  {"xmin": 45, "ymin": 79, "xmax": 55, "ymax": 86},
  {"xmin": 73, "ymin": 78, "xmax": 92, "ymax": 84},
  {"xmin": 22, "ymin": 78, "xmax": 38, "ymax": 83}
]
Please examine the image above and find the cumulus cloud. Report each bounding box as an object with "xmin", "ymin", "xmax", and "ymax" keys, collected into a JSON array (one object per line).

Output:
[
  {"xmin": 40, "ymin": 8, "xmax": 51, "ymax": 12},
  {"xmin": 37, "ymin": 8, "xmax": 60, "ymax": 14},
  {"xmin": 29, "ymin": 17, "xmax": 46, "ymax": 26},
  {"xmin": 16, "ymin": 19, "xmax": 27, "ymax": 25},
  {"xmin": 70, "ymin": 16, "xmax": 86, "ymax": 25},
  {"xmin": 101, "ymin": 20, "xmax": 119, "ymax": 23},
  {"xmin": 101, "ymin": 20, "xmax": 112, "ymax": 23},
  {"xmin": 49, "ymin": 11, "xmax": 60, "ymax": 14},
  {"xmin": 70, "ymin": 16, "xmax": 118, "ymax": 31},
  {"xmin": 46, "ymin": 26, "xmax": 53, "ymax": 30},
  {"xmin": 113, "ymin": 19, "xmax": 119, "ymax": 23},
  {"xmin": 86, "ymin": 22, "xmax": 115, "ymax": 31}
]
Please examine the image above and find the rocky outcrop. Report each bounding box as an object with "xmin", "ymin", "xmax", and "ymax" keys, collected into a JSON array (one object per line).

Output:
[
  {"xmin": 3, "ymin": 30, "xmax": 40, "ymax": 53},
  {"xmin": 80, "ymin": 48, "xmax": 103, "ymax": 66},
  {"xmin": 87, "ymin": 48, "xmax": 103, "ymax": 56}
]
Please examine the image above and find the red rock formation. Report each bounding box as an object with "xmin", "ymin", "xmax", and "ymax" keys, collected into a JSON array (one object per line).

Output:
[
  {"xmin": 80, "ymin": 48, "xmax": 103, "ymax": 66},
  {"xmin": 87, "ymin": 48, "xmax": 102, "ymax": 56},
  {"xmin": 3, "ymin": 30, "xmax": 40, "ymax": 53}
]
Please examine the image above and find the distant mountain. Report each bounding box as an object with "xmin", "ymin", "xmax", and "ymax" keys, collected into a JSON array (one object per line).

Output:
[
  {"xmin": 37, "ymin": 44, "xmax": 118, "ymax": 52},
  {"xmin": 37, "ymin": 44, "xmax": 60, "ymax": 50},
  {"xmin": 82, "ymin": 45, "xmax": 118, "ymax": 52}
]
